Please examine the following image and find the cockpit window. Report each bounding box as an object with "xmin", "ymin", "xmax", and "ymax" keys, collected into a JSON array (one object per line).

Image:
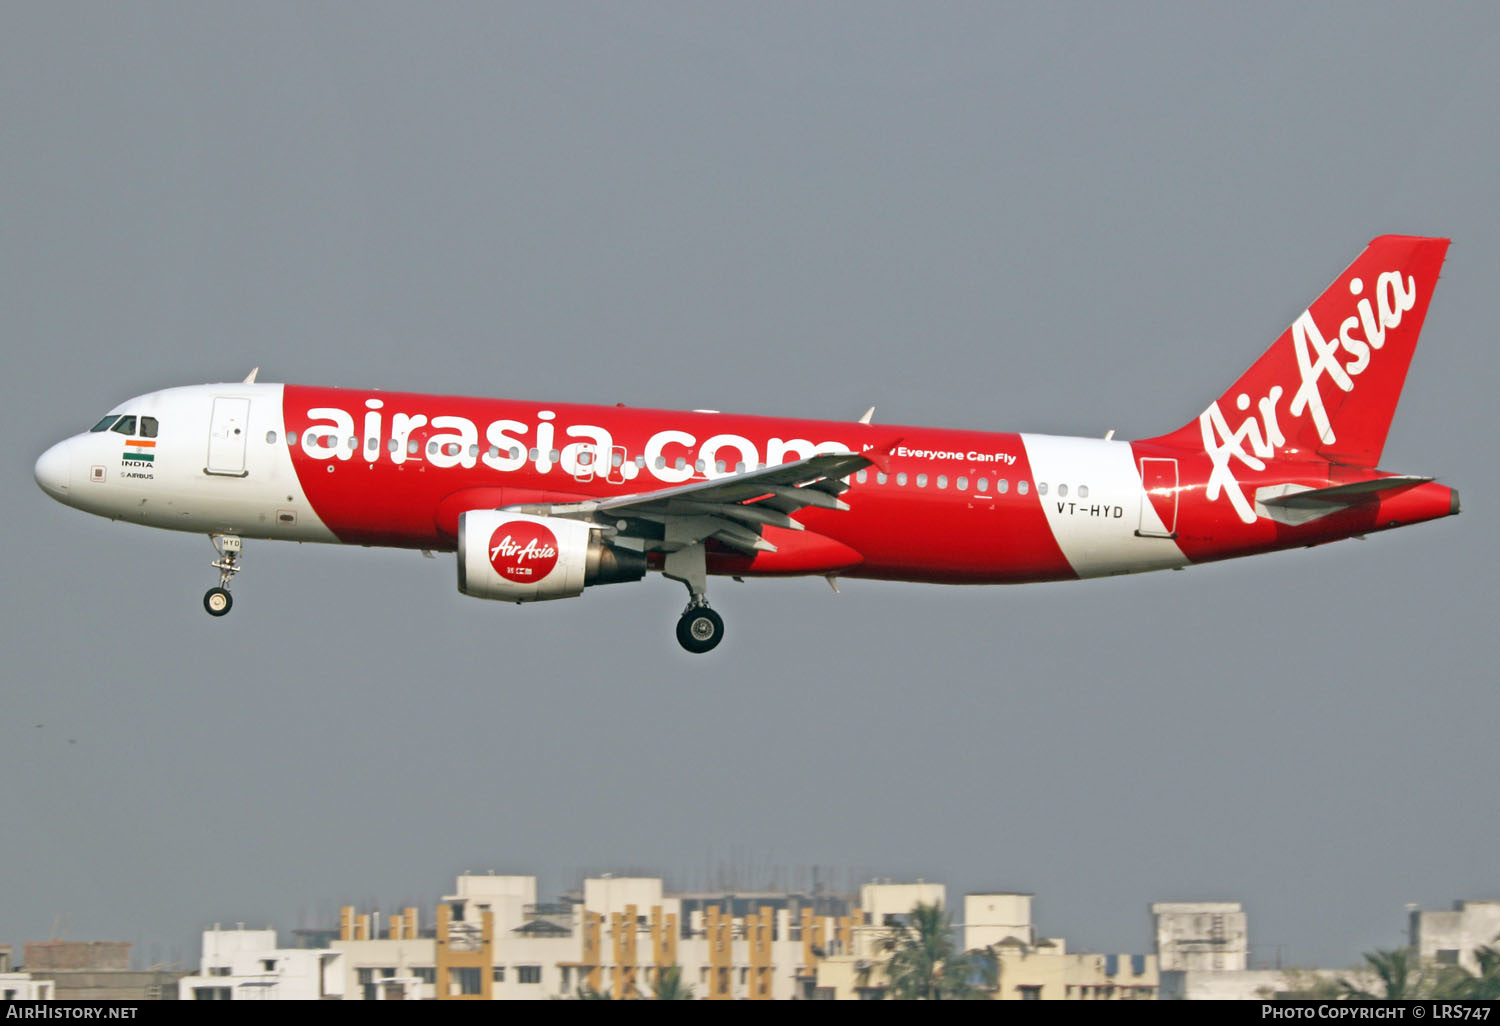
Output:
[
  {"xmin": 110, "ymin": 416, "xmax": 138, "ymax": 436},
  {"xmin": 91, "ymin": 416, "xmax": 120, "ymax": 432},
  {"xmin": 139, "ymin": 417, "xmax": 159, "ymax": 438}
]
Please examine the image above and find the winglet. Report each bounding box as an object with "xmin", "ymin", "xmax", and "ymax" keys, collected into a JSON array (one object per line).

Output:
[
  {"xmin": 858, "ymin": 406, "xmax": 875, "ymax": 425},
  {"xmin": 243, "ymin": 367, "xmax": 260, "ymax": 384}
]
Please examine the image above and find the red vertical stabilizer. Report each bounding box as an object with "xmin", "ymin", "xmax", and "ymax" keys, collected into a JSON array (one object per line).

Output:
[{"xmin": 1149, "ymin": 236, "xmax": 1449, "ymax": 468}]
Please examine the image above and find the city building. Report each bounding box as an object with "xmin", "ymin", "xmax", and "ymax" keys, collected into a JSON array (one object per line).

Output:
[
  {"xmin": 1410, "ymin": 899, "xmax": 1500, "ymax": 974},
  {"xmin": 812, "ymin": 884, "xmax": 1158, "ymax": 999},
  {"xmin": 1152, "ymin": 902, "xmax": 1249, "ymax": 972},
  {"xmin": 18, "ymin": 941, "xmax": 185, "ymax": 1001},
  {"xmin": 177, "ymin": 928, "xmax": 343, "ymax": 1000},
  {"xmin": 329, "ymin": 872, "xmax": 869, "ymax": 1000},
  {"xmin": 170, "ymin": 871, "xmax": 1500, "ymax": 1000},
  {"xmin": 969, "ymin": 893, "xmax": 1157, "ymax": 1000},
  {"xmin": 0, "ymin": 946, "xmax": 56, "ymax": 1001}
]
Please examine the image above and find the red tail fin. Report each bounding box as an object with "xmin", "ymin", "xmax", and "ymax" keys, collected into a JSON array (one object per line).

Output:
[{"xmin": 1149, "ymin": 235, "xmax": 1449, "ymax": 468}]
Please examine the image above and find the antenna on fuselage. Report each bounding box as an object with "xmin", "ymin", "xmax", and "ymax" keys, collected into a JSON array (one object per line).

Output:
[
  {"xmin": 858, "ymin": 407, "xmax": 875, "ymax": 424},
  {"xmin": 1103, "ymin": 429, "xmax": 1115, "ymax": 440},
  {"xmin": 243, "ymin": 367, "xmax": 260, "ymax": 384}
]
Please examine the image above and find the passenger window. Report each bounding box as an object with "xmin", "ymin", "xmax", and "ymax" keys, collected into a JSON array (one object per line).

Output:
[
  {"xmin": 91, "ymin": 416, "xmax": 119, "ymax": 432},
  {"xmin": 957, "ymin": 476, "xmax": 967, "ymax": 490},
  {"xmin": 655, "ymin": 456, "xmax": 666, "ymax": 469},
  {"xmin": 675, "ymin": 457, "xmax": 686, "ymax": 470},
  {"xmin": 1079, "ymin": 485, "xmax": 1089, "ymax": 498},
  {"xmin": 612, "ymin": 452, "xmax": 624, "ymax": 468},
  {"xmin": 715, "ymin": 460, "xmax": 726, "ymax": 474},
  {"xmin": 348, "ymin": 437, "xmax": 358, "ymax": 450},
  {"xmin": 1018, "ymin": 480, "xmax": 1029, "ymax": 495},
  {"xmin": 1038, "ymin": 482, "xmax": 1048, "ymax": 495},
  {"xmin": 408, "ymin": 440, "xmax": 420, "ymax": 456},
  {"xmin": 427, "ymin": 441, "xmax": 438, "ymax": 455},
  {"xmin": 549, "ymin": 449, "xmax": 560, "ymax": 462},
  {"xmin": 1058, "ymin": 484, "xmax": 1068, "ymax": 498},
  {"xmin": 896, "ymin": 472, "xmax": 908, "ymax": 486},
  {"xmin": 286, "ymin": 431, "xmax": 298, "ymax": 446},
  {"xmin": 877, "ymin": 472, "xmax": 888, "ymax": 485},
  {"xmin": 977, "ymin": 477, "xmax": 988, "ymax": 492},
  {"xmin": 139, "ymin": 417, "xmax": 159, "ymax": 438},
  {"xmin": 735, "ymin": 462, "xmax": 746, "ymax": 473},
  {"xmin": 856, "ymin": 470, "xmax": 868, "ymax": 484},
  {"xmin": 916, "ymin": 473, "xmax": 928, "ymax": 488},
  {"xmin": 366, "ymin": 437, "xmax": 377, "ymax": 451},
  {"xmin": 997, "ymin": 479, "xmax": 1009, "ymax": 494},
  {"xmin": 266, "ymin": 431, "xmax": 278, "ymax": 444},
  {"xmin": 936, "ymin": 475, "xmax": 948, "ymax": 489},
  {"xmin": 111, "ymin": 416, "xmax": 138, "ymax": 435},
  {"xmin": 387, "ymin": 439, "xmax": 398, "ymax": 453}
]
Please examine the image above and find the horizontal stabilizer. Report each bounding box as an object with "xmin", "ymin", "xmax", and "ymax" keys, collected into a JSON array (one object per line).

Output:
[{"xmin": 1254, "ymin": 475, "xmax": 1430, "ymax": 526}]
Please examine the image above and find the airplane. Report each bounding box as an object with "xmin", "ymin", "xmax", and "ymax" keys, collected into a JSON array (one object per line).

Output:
[{"xmin": 33, "ymin": 235, "xmax": 1458, "ymax": 653}]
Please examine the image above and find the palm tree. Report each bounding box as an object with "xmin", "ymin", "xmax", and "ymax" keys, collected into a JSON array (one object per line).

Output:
[
  {"xmin": 873, "ymin": 901, "xmax": 997, "ymax": 1000},
  {"xmin": 1463, "ymin": 944, "xmax": 1500, "ymax": 999},
  {"xmin": 1338, "ymin": 938, "xmax": 1500, "ymax": 1001},
  {"xmin": 1338, "ymin": 948, "xmax": 1429, "ymax": 1000},
  {"xmin": 649, "ymin": 965, "xmax": 694, "ymax": 1000},
  {"xmin": 1431, "ymin": 942, "xmax": 1500, "ymax": 1000}
]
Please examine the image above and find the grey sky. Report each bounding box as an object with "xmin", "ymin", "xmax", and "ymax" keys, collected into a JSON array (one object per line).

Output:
[{"xmin": 3, "ymin": 2, "xmax": 1496, "ymax": 969}]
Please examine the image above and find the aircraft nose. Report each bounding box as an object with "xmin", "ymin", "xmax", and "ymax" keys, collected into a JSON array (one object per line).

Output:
[{"xmin": 34, "ymin": 440, "xmax": 72, "ymax": 500}]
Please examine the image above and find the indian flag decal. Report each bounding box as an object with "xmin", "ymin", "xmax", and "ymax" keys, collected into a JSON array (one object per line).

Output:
[{"xmin": 123, "ymin": 439, "xmax": 155, "ymax": 463}]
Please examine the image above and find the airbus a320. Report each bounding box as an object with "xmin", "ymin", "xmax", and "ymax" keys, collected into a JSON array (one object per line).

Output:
[{"xmin": 34, "ymin": 235, "xmax": 1458, "ymax": 652}]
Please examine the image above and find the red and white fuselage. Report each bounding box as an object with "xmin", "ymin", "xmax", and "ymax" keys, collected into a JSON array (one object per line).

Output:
[{"xmin": 34, "ymin": 236, "xmax": 1460, "ymax": 649}]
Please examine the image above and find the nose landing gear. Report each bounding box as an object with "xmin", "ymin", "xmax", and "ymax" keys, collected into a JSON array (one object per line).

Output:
[{"xmin": 204, "ymin": 534, "xmax": 241, "ymax": 617}]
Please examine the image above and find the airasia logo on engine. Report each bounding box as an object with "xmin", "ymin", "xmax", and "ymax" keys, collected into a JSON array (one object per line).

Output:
[{"xmin": 488, "ymin": 522, "xmax": 560, "ymax": 582}]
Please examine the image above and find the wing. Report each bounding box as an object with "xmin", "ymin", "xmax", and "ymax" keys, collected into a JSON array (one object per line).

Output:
[{"xmin": 507, "ymin": 449, "xmax": 881, "ymax": 555}]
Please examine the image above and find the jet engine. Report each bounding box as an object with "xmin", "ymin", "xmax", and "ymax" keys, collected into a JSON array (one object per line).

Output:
[{"xmin": 457, "ymin": 509, "xmax": 645, "ymax": 602}]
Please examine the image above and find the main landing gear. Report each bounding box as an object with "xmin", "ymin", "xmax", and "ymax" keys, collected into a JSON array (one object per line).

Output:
[
  {"xmin": 663, "ymin": 542, "xmax": 724, "ymax": 654},
  {"xmin": 204, "ymin": 534, "xmax": 241, "ymax": 617},
  {"xmin": 676, "ymin": 605, "xmax": 724, "ymax": 654}
]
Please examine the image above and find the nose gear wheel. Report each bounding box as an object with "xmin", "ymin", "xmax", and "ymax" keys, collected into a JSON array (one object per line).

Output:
[{"xmin": 204, "ymin": 534, "xmax": 242, "ymax": 617}]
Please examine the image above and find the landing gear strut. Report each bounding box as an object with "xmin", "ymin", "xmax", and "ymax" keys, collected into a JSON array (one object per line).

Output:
[
  {"xmin": 204, "ymin": 534, "xmax": 242, "ymax": 617},
  {"xmin": 663, "ymin": 542, "xmax": 723, "ymax": 653}
]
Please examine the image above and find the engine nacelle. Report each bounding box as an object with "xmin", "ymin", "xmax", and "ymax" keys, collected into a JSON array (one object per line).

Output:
[{"xmin": 457, "ymin": 510, "xmax": 645, "ymax": 602}]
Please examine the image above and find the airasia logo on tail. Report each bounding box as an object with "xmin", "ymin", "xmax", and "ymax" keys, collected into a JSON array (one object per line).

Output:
[
  {"xmin": 1200, "ymin": 270, "xmax": 1418, "ymax": 524},
  {"xmin": 489, "ymin": 522, "xmax": 560, "ymax": 581}
]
